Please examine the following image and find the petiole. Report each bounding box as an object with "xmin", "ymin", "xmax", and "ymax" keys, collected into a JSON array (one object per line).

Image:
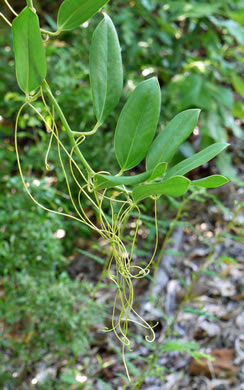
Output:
[{"xmin": 71, "ymin": 121, "xmax": 102, "ymax": 137}]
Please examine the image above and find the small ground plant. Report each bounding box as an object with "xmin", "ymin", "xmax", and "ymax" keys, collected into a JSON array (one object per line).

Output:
[
  {"xmin": 0, "ymin": 176, "xmax": 105, "ymax": 387},
  {"xmin": 1, "ymin": 0, "xmax": 230, "ymax": 382}
]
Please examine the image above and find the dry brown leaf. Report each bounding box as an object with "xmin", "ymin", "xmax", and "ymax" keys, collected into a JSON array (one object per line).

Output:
[{"xmin": 189, "ymin": 349, "xmax": 241, "ymax": 378}]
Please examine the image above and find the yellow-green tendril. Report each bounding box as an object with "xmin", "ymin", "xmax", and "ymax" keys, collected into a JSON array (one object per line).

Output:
[
  {"xmin": 4, "ymin": 0, "xmax": 18, "ymax": 16},
  {"xmin": 0, "ymin": 12, "xmax": 12, "ymax": 27},
  {"xmin": 15, "ymin": 87, "xmax": 161, "ymax": 383},
  {"xmin": 15, "ymin": 104, "xmax": 84, "ymax": 224}
]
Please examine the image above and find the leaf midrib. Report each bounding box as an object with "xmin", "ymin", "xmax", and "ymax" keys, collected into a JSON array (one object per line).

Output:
[
  {"xmin": 166, "ymin": 143, "xmax": 227, "ymax": 178},
  {"xmin": 58, "ymin": 0, "xmax": 108, "ymax": 30}
]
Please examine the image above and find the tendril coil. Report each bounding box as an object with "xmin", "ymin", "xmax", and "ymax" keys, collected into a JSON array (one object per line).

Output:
[{"xmin": 14, "ymin": 86, "xmax": 159, "ymax": 381}]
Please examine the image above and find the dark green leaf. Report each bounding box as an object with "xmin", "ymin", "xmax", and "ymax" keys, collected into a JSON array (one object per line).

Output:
[
  {"xmin": 204, "ymin": 111, "xmax": 227, "ymax": 142},
  {"xmin": 94, "ymin": 162, "xmax": 167, "ymax": 190},
  {"xmin": 171, "ymin": 75, "xmax": 213, "ymax": 111},
  {"xmin": 220, "ymin": 107, "xmax": 242, "ymax": 138},
  {"xmin": 168, "ymin": 2, "xmax": 221, "ymax": 20},
  {"xmin": 12, "ymin": 7, "xmax": 46, "ymax": 94},
  {"xmin": 192, "ymin": 175, "xmax": 229, "ymax": 188},
  {"xmin": 165, "ymin": 143, "xmax": 229, "ymax": 179},
  {"xmin": 132, "ymin": 176, "xmax": 191, "ymax": 203},
  {"xmin": 115, "ymin": 77, "xmax": 161, "ymax": 171},
  {"xmin": 232, "ymin": 73, "xmax": 244, "ymax": 97},
  {"xmin": 57, "ymin": 0, "xmax": 109, "ymax": 32},
  {"xmin": 90, "ymin": 14, "xmax": 123, "ymax": 123},
  {"xmin": 213, "ymin": 85, "xmax": 234, "ymax": 109},
  {"xmin": 146, "ymin": 109, "xmax": 200, "ymax": 171}
]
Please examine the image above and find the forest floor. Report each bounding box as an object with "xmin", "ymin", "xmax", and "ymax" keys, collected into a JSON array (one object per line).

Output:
[
  {"xmin": 65, "ymin": 179, "xmax": 244, "ymax": 390},
  {"xmin": 2, "ymin": 138, "xmax": 244, "ymax": 390}
]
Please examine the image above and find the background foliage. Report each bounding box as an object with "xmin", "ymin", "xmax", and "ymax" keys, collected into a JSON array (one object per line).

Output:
[{"xmin": 0, "ymin": 0, "xmax": 243, "ymax": 388}]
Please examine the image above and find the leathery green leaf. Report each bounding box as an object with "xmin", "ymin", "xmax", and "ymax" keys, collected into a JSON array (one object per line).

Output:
[
  {"xmin": 90, "ymin": 14, "xmax": 123, "ymax": 123},
  {"xmin": 57, "ymin": 0, "xmax": 109, "ymax": 32},
  {"xmin": 115, "ymin": 77, "xmax": 161, "ymax": 171},
  {"xmin": 165, "ymin": 143, "xmax": 229, "ymax": 179},
  {"xmin": 94, "ymin": 162, "xmax": 167, "ymax": 190},
  {"xmin": 12, "ymin": 7, "xmax": 47, "ymax": 94},
  {"xmin": 132, "ymin": 176, "xmax": 191, "ymax": 203},
  {"xmin": 192, "ymin": 175, "xmax": 229, "ymax": 188},
  {"xmin": 146, "ymin": 109, "xmax": 200, "ymax": 171}
]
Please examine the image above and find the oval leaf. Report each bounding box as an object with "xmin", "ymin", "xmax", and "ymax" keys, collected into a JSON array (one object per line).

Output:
[
  {"xmin": 165, "ymin": 143, "xmax": 229, "ymax": 179},
  {"xmin": 90, "ymin": 14, "xmax": 123, "ymax": 123},
  {"xmin": 57, "ymin": 0, "xmax": 109, "ymax": 32},
  {"xmin": 146, "ymin": 109, "xmax": 200, "ymax": 171},
  {"xmin": 115, "ymin": 77, "xmax": 161, "ymax": 171},
  {"xmin": 192, "ymin": 175, "xmax": 229, "ymax": 188},
  {"xmin": 148, "ymin": 162, "xmax": 168, "ymax": 181},
  {"xmin": 12, "ymin": 7, "xmax": 47, "ymax": 94},
  {"xmin": 94, "ymin": 163, "xmax": 167, "ymax": 190},
  {"xmin": 132, "ymin": 176, "xmax": 191, "ymax": 203}
]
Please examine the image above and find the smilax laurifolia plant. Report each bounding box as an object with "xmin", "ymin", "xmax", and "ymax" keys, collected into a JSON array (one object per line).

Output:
[{"xmin": 1, "ymin": 0, "xmax": 230, "ymax": 381}]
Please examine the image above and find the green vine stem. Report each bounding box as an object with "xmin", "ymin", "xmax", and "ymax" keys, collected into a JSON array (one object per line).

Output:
[
  {"xmin": 42, "ymin": 81, "xmax": 95, "ymax": 176},
  {"xmin": 40, "ymin": 28, "xmax": 60, "ymax": 37},
  {"xmin": 26, "ymin": 0, "xmax": 34, "ymax": 9}
]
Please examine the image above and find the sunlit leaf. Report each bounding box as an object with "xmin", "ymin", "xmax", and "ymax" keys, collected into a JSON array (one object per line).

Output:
[
  {"xmin": 90, "ymin": 14, "xmax": 123, "ymax": 123},
  {"xmin": 229, "ymin": 10, "xmax": 244, "ymax": 26},
  {"xmin": 192, "ymin": 175, "xmax": 229, "ymax": 188},
  {"xmin": 232, "ymin": 101, "xmax": 244, "ymax": 119},
  {"xmin": 115, "ymin": 77, "xmax": 161, "ymax": 171},
  {"xmin": 232, "ymin": 73, "xmax": 244, "ymax": 98},
  {"xmin": 146, "ymin": 109, "xmax": 200, "ymax": 171},
  {"xmin": 12, "ymin": 7, "xmax": 46, "ymax": 94},
  {"xmin": 57, "ymin": 0, "xmax": 109, "ymax": 32},
  {"xmin": 165, "ymin": 143, "xmax": 229, "ymax": 179}
]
